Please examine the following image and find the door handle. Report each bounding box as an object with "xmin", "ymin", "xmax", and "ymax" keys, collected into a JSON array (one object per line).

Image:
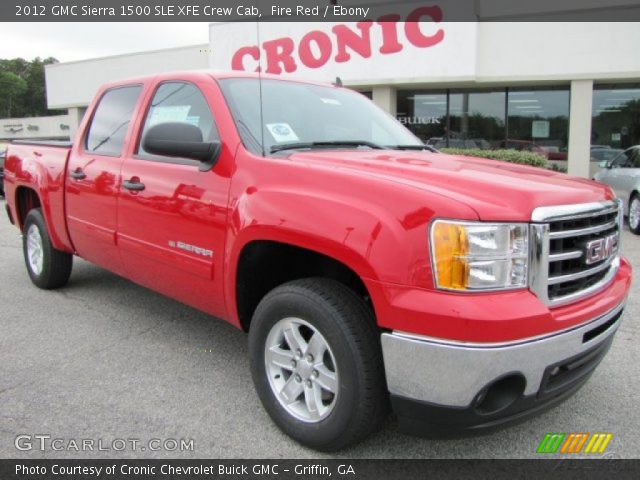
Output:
[
  {"xmin": 69, "ymin": 169, "xmax": 86, "ymax": 180},
  {"xmin": 122, "ymin": 178, "xmax": 145, "ymax": 191}
]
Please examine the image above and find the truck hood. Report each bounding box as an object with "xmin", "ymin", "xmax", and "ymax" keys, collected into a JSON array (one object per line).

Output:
[{"xmin": 285, "ymin": 150, "xmax": 612, "ymax": 221}]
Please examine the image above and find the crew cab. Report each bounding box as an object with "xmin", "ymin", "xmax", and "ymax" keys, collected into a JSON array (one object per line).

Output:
[{"xmin": 3, "ymin": 72, "xmax": 632, "ymax": 451}]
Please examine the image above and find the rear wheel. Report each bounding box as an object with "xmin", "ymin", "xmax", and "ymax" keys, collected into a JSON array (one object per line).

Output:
[
  {"xmin": 629, "ymin": 194, "xmax": 640, "ymax": 235},
  {"xmin": 249, "ymin": 278, "xmax": 388, "ymax": 451},
  {"xmin": 23, "ymin": 208, "xmax": 73, "ymax": 289}
]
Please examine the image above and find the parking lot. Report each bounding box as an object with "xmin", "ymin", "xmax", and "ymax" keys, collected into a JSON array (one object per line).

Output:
[{"xmin": 0, "ymin": 197, "xmax": 638, "ymax": 459}]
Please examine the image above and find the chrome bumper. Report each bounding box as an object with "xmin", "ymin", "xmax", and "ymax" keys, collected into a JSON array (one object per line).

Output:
[{"xmin": 381, "ymin": 301, "xmax": 624, "ymax": 408}]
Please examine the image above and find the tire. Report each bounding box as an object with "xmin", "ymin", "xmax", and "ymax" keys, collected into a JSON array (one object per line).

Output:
[
  {"xmin": 22, "ymin": 208, "xmax": 73, "ymax": 289},
  {"xmin": 249, "ymin": 278, "xmax": 388, "ymax": 451},
  {"xmin": 629, "ymin": 193, "xmax": 640, "ymax": 235}
]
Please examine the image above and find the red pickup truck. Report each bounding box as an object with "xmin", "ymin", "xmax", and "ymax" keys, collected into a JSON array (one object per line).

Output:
[{"xmin": 3, "ymin": 71, "xmax": 632, "ymax": 451}]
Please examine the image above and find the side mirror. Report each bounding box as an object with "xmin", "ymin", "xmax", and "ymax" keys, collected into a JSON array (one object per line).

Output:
[
  {"xmin": 142, "ymin": 122, "xmax": 221, "ymax": 171},
  {"xmin": 599, "ymin": 160, "xmax": 609, "ymax": 169}
]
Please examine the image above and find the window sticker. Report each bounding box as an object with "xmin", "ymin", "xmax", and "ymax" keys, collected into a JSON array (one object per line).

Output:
[
  {"xmin": 321, "ymin": 98, "xmax": 342, "ymax": 106},
  {"xmin": 149, "ymin": 105, "xmax": 191, "ymax": 126},
  {"xmin": 185, "ymin": 116, "xmax": 200, "ymax": 127},
  {"xmin": 266, "ymin": 123, "xmax": 300, "ymax": 143}
]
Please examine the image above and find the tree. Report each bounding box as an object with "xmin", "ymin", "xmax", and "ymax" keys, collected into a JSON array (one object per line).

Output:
[
  {"xmin": 0, "ymin": 71, "xmax": 27, "ymax": 117},
  {"xmin": 0, "ymin": 57, "xmax": 63, "ymax": 118}
]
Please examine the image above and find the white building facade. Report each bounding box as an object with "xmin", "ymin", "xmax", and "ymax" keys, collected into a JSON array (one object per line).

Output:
[
  {"xmin": 43, "ymin": 16, "xmax": 640, "ymax": 178},
  {"xmin": 0, "ymin": 114, "xmax": 71, "ymax": 141}
]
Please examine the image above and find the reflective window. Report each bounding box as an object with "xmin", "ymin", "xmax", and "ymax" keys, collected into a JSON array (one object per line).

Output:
[
  {"xmin": 396, "ymin": 91, "xmax": 447, "ymax": 145},
  {"xmin": 138, "ymin": 82, "xmax": 219, "ymax": 158},
  {"xmin": 85, "ymin": 85, "xmax": 142, "ymax": 156},
  {"xmin": 449, "ymin": 90, "xmax": 505, "ymax": 149},
  {"xmin": 592, "ymin": 85, "xmax": 640, "ymax": 149},
  {"xmin": 590, "ymin": 148, "xmax": 623, "ymax": 165},
  {"xmin": 506, "ymin": 88, "xmax": 569, "ymax": 159},
  {"xmin": 396, "ymin": 87, "xmax": 570, "ymax": 154}
]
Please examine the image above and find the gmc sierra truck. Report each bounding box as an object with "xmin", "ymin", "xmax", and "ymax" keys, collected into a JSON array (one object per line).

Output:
[{"xmin": 3, "ymin": 72, "xmax": 632, "ymax": 451}]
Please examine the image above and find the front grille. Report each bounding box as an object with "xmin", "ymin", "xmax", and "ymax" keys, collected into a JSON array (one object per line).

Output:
[{"xmin": 530, "ymin": 200, "xmax": 622, "ymax": 307}]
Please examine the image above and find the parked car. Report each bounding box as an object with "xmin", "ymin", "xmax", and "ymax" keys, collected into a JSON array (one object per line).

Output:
[
  {"xmin": 544, "ymin": 147, "xmax": 567, "ymax": 161},
  {"xmin": 3, "ymin": 72, "xmax": 631, "ymax": 451},
  {"xmin": 500, "ymin": 139, "xmax": 548, "ymax": 156},
  {"xmin": 594, "ymin": 146, "xmax": 640, "ymax": 234}
]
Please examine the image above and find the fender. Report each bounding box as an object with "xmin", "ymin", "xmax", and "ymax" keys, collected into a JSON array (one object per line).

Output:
[
  {"xmin": 224, "ymin": 187, "xmax": 392, "ymax": 326},
  {"xmin": 222, "ymin": 157, "xmax": 477, "ymax": 326},
  {"xmin": 4, "ymin": 144, "xmax": 74, "ymax": 253}
]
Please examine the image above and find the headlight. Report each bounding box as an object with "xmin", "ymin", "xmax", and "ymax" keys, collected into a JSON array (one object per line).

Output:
[{"xmin": 430, "ymin": 220, "xmax": 529, "ymax": 291}]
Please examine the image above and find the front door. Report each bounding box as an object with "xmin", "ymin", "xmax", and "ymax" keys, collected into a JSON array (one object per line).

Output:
[
  {"xmin": 117, "ymin": 80, "xmax": 231, "ymax": 318},
  {"xmin": 65, "ymin": 85, "xmax": 143, "ymax": 274},
  {"xmin": 617, "ymin": 148, "xmax": 640, "ymax": 213}
]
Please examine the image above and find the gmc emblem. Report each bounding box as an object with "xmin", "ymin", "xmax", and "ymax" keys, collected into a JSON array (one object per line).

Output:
[{"xmin": 585, "ymin": 233, "xmax": 619, "ymax": 265}]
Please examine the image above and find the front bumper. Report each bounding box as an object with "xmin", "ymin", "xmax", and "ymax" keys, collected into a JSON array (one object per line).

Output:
[{"xmin": 381, "ymin": 300, "xmax": 624, "ymax": 436}]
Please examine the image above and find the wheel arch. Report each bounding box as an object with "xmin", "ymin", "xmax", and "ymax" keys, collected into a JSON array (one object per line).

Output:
[
  {"xmin": 232, "ymin": 237, "xmax": 376, "ymax": 332},
  {"xmin": 14, "ymin": 186, "xmax": 42, "ymax": 231}
]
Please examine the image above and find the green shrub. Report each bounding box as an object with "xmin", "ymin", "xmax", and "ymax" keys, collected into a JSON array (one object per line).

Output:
[
  {"xmin": 439, "ymin": 148, "xmax": 548, "ymax": 168},
  {"xmin": 548, "ymin": 162, "xmax": 568, "ymax": 173}
]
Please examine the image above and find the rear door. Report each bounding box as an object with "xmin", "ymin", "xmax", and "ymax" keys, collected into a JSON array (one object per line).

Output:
[
  {"xmin": 65, "ymin": 85, "xmax": 143, "ymax": 273},
  {"xmin": 117, "ymin": 78, "xmax": 232, "ymax": 318}
]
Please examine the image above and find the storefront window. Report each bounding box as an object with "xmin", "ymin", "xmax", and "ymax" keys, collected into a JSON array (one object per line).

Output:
[
  {"xmin": 396, "ymin": 90, "xmax": 447, "ymax": 144},
  {"xmin": 592, "ymin": 84, "xmax": 640, "ymax": 149},
  {"xmin": 396, "ymin": 87, "xmax": 569, "ymax": 154},
  {"xmin": 449, "ymin": 90, "xmax": 505, "ymax": 149},
  {"xmin": 507, "ymin": 88, "xmax": 569, "ymax": 160}
]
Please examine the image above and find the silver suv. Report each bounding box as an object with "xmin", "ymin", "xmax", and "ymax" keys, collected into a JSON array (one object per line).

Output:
[{"xmin": 594, "ymin": 146, "xmax": 640, "ymax": 234}]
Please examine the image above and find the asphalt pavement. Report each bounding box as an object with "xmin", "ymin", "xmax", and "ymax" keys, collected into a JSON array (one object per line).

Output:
[{"xmin": 0, "ymin": 198, "xmax": 638, "ymax": 459}]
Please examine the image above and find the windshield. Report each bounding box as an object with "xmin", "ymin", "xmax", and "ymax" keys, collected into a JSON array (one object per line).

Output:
[{"xmin": 218, "ymin": 78, "xmax": 423, "ymax": 155}]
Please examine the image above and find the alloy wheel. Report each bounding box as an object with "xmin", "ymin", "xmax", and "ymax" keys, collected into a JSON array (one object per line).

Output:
[{"xmin": 264, "ymin": 317, "xmax": 338, "ymax": 423}]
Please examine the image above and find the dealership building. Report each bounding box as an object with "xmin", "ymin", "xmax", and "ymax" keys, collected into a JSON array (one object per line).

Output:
[{"xmin": 7, "ymin": 10, "xmax": 639, "ymax": 178}]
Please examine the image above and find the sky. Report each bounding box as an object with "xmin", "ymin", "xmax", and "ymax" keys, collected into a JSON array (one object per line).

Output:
[{"xmin": 0, "ymin": 23, "xmax": 211, "ymax": 62}]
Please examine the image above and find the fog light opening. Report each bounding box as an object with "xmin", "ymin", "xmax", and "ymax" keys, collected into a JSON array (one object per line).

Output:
[{"xmin": 474, "ymin": 374, "xmax": 526, "ymax": 415}]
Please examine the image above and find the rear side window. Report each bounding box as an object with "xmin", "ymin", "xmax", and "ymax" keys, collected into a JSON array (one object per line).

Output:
[
  {"xmin": 613, "ymin": 149, "xmax": 634, "ymax": 168},
  {"xmin": 137, "ymin": 82, "xmax": 219, "ymax": 158},
  {"xmin": 85, "ymin": 85, "xmax": 142, "ymax": 156}
]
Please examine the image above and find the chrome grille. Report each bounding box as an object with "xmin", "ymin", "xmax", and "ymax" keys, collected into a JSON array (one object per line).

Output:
[{"xmin": 530, "ymin": 200, "xmax": 622, "ymax": 307}]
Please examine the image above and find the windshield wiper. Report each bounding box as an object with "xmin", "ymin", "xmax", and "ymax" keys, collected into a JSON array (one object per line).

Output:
[
  {"xmin": 388, "ymin": 144, "xmax": 439, "ymax": 153},
  {"xmin": 270, "ymin": 140, "xmax": 384, "ymax": 153}
]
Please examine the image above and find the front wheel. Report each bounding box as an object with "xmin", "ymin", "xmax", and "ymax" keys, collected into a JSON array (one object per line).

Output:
[
  {"xmin": 248, "ymin": 278, "xmax": 388, "ymax": 451},
  {"xmin": 629, "ymin": 194, "xmax": 640, "ymax": 235},
  {"xmin": 23, "ymin": 208, "xmax": 73, "ymax": 289}
]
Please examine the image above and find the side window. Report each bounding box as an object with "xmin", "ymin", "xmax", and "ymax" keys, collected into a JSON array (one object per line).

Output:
[
  {"xmin": 630, "ymin": 148, "xmax": 640, "ymax": 168},
  {"xmin": 85, "ymin": 86, "xmax": 142, "ymax": 156},
  {"xmin": 612, "ymin": 149, "xmax": 633, "ymax": 168},
  {"xmin": 138, "ymin": 82, "xmax": 219, "ymax": 159}
]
